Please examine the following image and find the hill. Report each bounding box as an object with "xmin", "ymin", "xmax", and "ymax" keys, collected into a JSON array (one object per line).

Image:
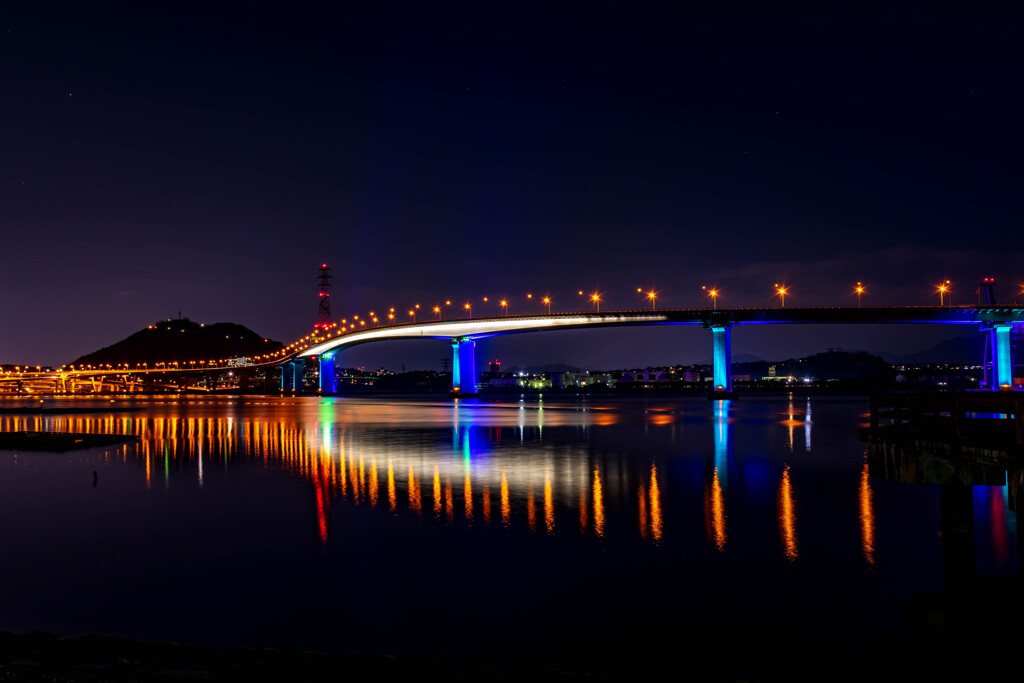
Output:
[
  {"xmin": 69, "ymin": 319, "xmax": 284, "ymax": 367},
  {"xmin": 734, "ymin": 350, "xmax": 895, "ymax": 381}
]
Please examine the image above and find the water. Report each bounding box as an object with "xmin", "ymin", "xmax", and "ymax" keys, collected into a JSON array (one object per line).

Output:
[{"xmin": 0, "ymin": 394, "xmax": 1019, "ymax": 673}]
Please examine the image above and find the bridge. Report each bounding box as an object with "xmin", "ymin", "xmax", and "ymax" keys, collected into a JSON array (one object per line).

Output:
[
  {"xmin": 295, "ymin": 305, "xmax": 1024, "ymax": 395},
  {"xmin": 3, "ymin": 305, "xmax": 1022, "ymax": 396}
]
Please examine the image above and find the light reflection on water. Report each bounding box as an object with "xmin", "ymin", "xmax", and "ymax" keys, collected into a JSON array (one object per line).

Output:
[
  {"xmin": 0, "ymin": 396, "xmax": 1017, "ymax": 562},
  {"xmin": 0, "ymin": 394, "xmax": 1019, "ymax": 661},
  {"xmin": 0, "ymin": 401, "xmax": 693, "ymax": 544}
]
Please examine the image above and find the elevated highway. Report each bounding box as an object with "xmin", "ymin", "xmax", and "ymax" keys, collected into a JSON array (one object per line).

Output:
[{"xmin": 295, "ymin": 305, "xmax": 1024, "ymax": 395}]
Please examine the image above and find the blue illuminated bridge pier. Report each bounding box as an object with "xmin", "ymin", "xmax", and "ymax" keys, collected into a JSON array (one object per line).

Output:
[{"xmin": 287, "ymin": 306, "xmax": 1024, "ymax": 395}]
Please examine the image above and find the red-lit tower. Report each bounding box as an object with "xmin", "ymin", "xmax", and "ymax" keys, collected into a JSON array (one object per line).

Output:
[{"xmin": 315, "ymin": 263, "xmax": 332, "ymax": 330}]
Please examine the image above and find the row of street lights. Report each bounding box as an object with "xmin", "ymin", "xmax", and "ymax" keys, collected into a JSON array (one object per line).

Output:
[
  {"xmin": 32, "ymin": 280, "xmax": 984, "ymax": 381},
  {"xmin": 337, "ymin": 280, "xmax": 972, "ymax": 336}
]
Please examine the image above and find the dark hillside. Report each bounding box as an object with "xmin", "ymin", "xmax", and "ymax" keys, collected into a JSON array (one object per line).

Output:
[{"xmin": 69, "ymin": 319, "xmax": 284, "ymax": 366}]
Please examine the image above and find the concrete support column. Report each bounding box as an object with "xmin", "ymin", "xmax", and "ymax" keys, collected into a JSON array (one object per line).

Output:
[
  {"xmin": 991, "ymin": 324, "xmax": 1013, "ymax": 390},
  {"xmin": 450, "ymin": 338, "xmax": 478, "ymax": 396},
  {"xmin": 319, "ymin": 354, "xmax": 336, "ymax": 393},
  {"xmin": 280, "ymin": 365, "xmax": 287, "ymax": 392},
  {"xmin": 710, "ymin": 324, "xmax": 733, "ymax": 393},
  {"xmin": 291, "ymin": 359, "xmax": 305, "ymax": 393}
]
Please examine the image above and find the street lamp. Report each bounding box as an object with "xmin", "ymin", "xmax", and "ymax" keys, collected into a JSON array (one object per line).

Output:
[
  {"xmin": 854, "ymin": 282, "xmax": 865, "ymax": 308},
  {"xmin": 500, "ymin": 299, "xmax": 508, "ymax": 316},
  {"xmin": 635, "ymin": 287, "xmax": 642, "ymax": 309},
  {"xmin": 591, "ymin": 292, "xmax": 602, "ymax": 312},
  {"xmin": 409, "ymin": 310, "xmax": 416, "ymax": 322},
  {"xmin": 577, "ymin": 290, "xmax": 583, "ymax": 313},
  {"xmin": 543, "ymin": 296, "xmax": 551, "ymax": 314},
  {"xmin": 702, "ymin": 286, "xmax": 718, "ymax": 309},
  {"xmin": 937, "ymin": 280, "xmax": 951, "ymax": 306},
  {"xmin": 525, "ymin": 293, "xmax": 532, "ymax": 314},
  {"xmin": 465, "ymin": 303, "xmax": 472, "ymax": 318},
  {"xmin": 774, "ymin": 283, "xmax": 788, "ymax": 307},
  {"xmin": 434, "ymin": 306, "xmax": 441, "ymax": 319},
  {"xmin": 646, "ymin": 290, "xmax": 657, "ymax": 310}
]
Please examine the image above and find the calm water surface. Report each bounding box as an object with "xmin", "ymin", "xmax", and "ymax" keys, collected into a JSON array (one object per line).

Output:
[{"xmin": 0, "ymin": 394, "xmax": 1018, "ymax": 669}]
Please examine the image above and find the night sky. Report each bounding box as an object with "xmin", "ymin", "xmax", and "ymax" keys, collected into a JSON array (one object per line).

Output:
[{"xmin": 2, "ymin": 2, "xmax": 1021, "ymax": 370}]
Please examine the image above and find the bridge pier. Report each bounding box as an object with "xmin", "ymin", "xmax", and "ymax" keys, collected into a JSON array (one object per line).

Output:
[
  {"xmin": 451, "ymin": 338, "xmax": 478, "ymax": 397},
  {"xmin": 710, "ymin": 324, "xmax": 733, "ymax": 393},
  {"xmin": 319, "ymin": 353, "xmax": 336, "ymax": 393},
  {"xmin": 278, "ymin": 360, "xmax": 305, "ymax": 393},
  {"xmin": 985, "ymin": 323, "xmax": 1015, "ymax": 390}
]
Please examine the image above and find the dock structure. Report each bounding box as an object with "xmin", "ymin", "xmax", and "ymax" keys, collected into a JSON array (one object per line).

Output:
[
  {"xmin": 867, "ymin": 392, "xmax": 1024, "ymax": 450},
  {"xmin": 863, "ymin": 391, "xmax": 1024, "ymax": 585}
]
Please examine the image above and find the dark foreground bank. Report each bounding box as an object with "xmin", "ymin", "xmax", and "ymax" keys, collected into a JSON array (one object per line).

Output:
[{"xmin": 0, "ymin": 632, "xmax": 520, "ymax": 682}]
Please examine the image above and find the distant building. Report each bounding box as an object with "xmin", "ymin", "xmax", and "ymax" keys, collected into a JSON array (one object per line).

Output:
[{"xmin": 620, "ymin": 370, "xmax": 670, "ymax": 383}]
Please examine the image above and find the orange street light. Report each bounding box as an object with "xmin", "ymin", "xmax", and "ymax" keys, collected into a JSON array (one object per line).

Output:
[
  {"xmin": 500, "ymin": 299, "xmax": 508, "ymax": 315},
  {"xmin": 937, "ymin": 280, "xmax": 951, "ymax": 306},
  {"xmin": 542, "ymin": 296, "xmax": 551, "ymax": 314},
  {"xmin": 702, "ymin": 286, "xmax": 719, "ymax": 309},
  {"xmin": 434, "ymin": 305, "xmax": 441, "ymax": 319},
  {"xmin": 464, "ymin": 303, "xmax": 472, "ymax": 318},
  {"xmin": 635, "ymin": 287, "xmax": 642, "ymax": 308},
  {"xmin": 646, "ymin": 290, "xmax": 657, "ymax": 310},
  {"xmin": 525, "ymin": 293, "xmax": 532, "ymax": 314},
  {"xmin": 774, "ymin": 283, "xmax": 789, "ymax": 307},
  {"xmin": 409, "ymin": 310, "xmax": 416, "ymax": 322},
  {"xmin": 591, "ymin": 292, "xmax": 602, "ymax": 312},
  {"xmin": 854, "ymin": 282, "xmax": 865, "ymax": 308},
  {"xmin": 577, "ymin": 290, "xmax": 583, "ymax": 313}
]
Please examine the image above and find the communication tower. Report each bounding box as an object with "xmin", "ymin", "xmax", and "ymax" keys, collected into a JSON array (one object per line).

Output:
[
  {"xmin": 978, "ymin": 277, "xmax": 996, "ymax": 305},
  {"xmin": 316, "ymin": 263, "xmax": 332, "ymax": 330}
]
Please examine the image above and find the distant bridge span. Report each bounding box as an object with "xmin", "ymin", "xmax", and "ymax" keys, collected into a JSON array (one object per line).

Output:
[{"xmin": 292, "ymin": 306, "xmax": 1024, "ymax": 395}]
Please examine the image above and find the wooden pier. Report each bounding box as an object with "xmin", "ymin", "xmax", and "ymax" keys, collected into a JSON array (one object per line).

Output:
[{"xmin": 867, "ymin": 392, "xmax": 1024, "ymax": 450}]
